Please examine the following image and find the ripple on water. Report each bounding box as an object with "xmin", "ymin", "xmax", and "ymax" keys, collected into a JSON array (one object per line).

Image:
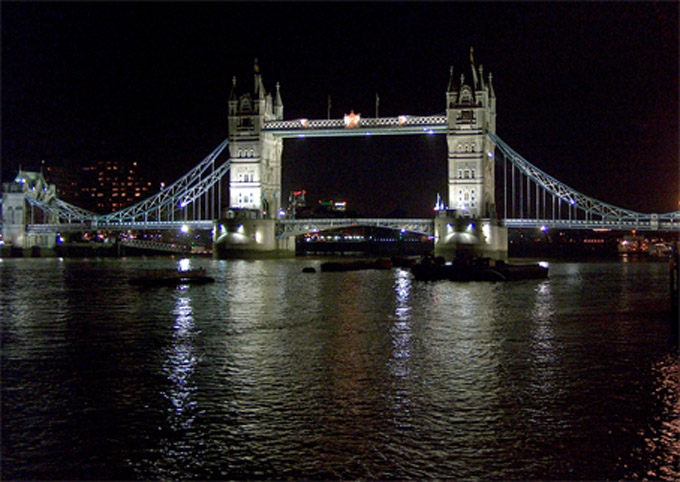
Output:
[{"xmin": 1, "ymin": 258, "xmax": 676, "ymax": 480}]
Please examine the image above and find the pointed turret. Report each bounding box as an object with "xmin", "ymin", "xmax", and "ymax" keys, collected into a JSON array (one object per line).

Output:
[
  {"xmin": 274, "ymin": 82, "xmax": 284, "ymax": 119},
  {"xmin": 229, "ymin": 76, "xmax": 237, "ymax": 101},
  {"xmin": 447, "ymin": 66, "xmax": 455, "ymax": 92},
  {"xmin": 488, "ymin": 72, "xmax": 495, "ymax": 98},
  {"xmin": 228, "ymin": 76, "xmax": 238, "ymax": 117}
]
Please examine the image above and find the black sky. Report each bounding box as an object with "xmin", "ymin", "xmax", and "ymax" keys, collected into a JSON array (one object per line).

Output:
[{"xmin": 2, "ymin": 1, "xmax": 678, "ymax": 217}]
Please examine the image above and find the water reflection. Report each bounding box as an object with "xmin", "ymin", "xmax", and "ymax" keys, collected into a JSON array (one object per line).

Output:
[
  {"xmin": 527, "ymin": 278, "xmax": 561, "ymax": 409},
  {"xmin": 386, "ymin": 269, "xmax": 417, "ymax": 451},
  {"xmin": 530, "ymin": 279, "xmax": 557, "ymax": 363},
  {"xmin": 163, "ymin": 296, "xmax": 199, "ymax": 428},
  {"xmin": 628, "ymin": 353, "xmax": 680, "ymax": 480},
  {"xmin": 390, "ymin": 269, "xmax": 413, "ymax": 377},
  {"xmin": 153, "ymin": 294, "xmax": 202, "ymax": 477}
]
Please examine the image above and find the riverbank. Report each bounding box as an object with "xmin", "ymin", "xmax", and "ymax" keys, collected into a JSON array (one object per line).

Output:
[{"xmin": 0, "ymin": 243, "xmax": 201, "ymax": 258}]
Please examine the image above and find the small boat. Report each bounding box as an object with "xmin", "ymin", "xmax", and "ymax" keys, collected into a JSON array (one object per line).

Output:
[
  {"xmin": 129, "ymin": 268, "xmax": 215, "ymax": 287},
  {"xmin": 410, "ymin": 256, "xmax": 548, "ymax": 282},
  {"xmin": 320, "ymin": 258, "xmax": 393, "ymax": 272}
]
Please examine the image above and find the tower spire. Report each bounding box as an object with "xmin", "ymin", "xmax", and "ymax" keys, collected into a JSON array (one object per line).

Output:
[
  {"xmin": 275, "ymin": 82, "xmax": 282, "ymax": 106},
  {"xmin": 229, "ymin": 76, "xmax": 237, "ymax": 101},
  {"xmin": 447, "ymin": 65, "xmax": 455, "ymax": 92}
]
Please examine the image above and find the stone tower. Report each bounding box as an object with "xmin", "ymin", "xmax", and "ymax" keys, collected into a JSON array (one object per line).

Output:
[
  {"xmin": 435, "ymin": 49, "xmax": 506, "ymax": 261},
  {"xmin": 445, "ymin": 47, "xmax": 497, "ymax": 218},
  {"xmin": 227, "ymin": 59, "xmax": 284, "ymax": 218}
]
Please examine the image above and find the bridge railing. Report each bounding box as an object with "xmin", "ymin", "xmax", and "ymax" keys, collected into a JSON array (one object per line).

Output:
[{"xmin": 503, "ymin": 217, "xmax": 680, "ymax": 231}]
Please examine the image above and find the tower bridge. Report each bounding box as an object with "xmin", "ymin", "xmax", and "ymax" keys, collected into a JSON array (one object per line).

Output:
[{"xmin": 3, "ymin": 52, "xmax": 678, "ymax": 257}]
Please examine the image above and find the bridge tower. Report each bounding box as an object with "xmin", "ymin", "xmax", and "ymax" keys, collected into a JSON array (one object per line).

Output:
[
  {"xmin": 446, "ymin": 47, "xmax": 496, "ymax": 217},
  {"xmin": 216, "ymin": 60, "xmax": 292, "ymax": 256},
  {"xmin": 227, "ymin": 59, "xmax": 284, "ymax": 217},
  {"xmin": 435, "ymin": 49, "xmax": 507, "ymax": 260}
]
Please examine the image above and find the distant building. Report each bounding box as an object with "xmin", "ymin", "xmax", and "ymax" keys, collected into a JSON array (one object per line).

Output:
[
  {"xmin": 42, "ymin": 160, "xmax": 82, "ymax": 206},
  {"xmin": 78, "ymin": 166, "xmax": 99, "ymax": 212},
  {"xmin": 91, "ymin": 159, "xmax": 154, "ymax": 213},
  {"xmin": 41, "ymin": 159, "xmax": 156, "ymax": 213}
]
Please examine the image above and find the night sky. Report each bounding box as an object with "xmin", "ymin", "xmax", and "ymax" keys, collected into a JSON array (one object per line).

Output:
[{"xmin": 2, "ymin": 2, "xmax": 678, "ymax": 217}]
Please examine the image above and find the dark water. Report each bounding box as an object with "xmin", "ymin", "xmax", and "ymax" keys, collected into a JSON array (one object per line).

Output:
[{"xmin": 1, "ymin": 257, "xmax": 678, "ymax": 480}]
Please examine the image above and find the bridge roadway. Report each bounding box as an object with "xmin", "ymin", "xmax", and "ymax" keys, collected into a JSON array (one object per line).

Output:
[
  {"xmin": 504, "ymin": 217, "xmax": 680, "ymax": 231},
  {"xmin": 20, "ymin": 214, "xmax": 680, "ymax": 239},
  {"xmin": 21, "ymin": 218, "xmax": 436, "ymax": 238}
]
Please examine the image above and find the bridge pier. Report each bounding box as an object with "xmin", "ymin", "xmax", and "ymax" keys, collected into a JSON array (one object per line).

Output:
[
  {"xmin": 434, "ymin": 211, "xmax": 507, "ymax": 261},
  {"xmin": 213, "ymin": 212, "xmax": 295, "ymax": 258},
  {"xmin": 2, "ymin": 191, "xmax": 58, "ymax": 252}
]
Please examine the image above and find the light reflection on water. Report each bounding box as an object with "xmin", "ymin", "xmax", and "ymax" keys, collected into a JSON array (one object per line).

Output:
[{"xmin": 1, "ymin": 258, "xmax": 677, "ymax": 480}]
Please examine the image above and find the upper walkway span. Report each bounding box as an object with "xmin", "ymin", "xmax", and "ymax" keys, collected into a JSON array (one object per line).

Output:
[{"xmin": 263, "ymin": 115, "xmax": 447, "ymax": 138}]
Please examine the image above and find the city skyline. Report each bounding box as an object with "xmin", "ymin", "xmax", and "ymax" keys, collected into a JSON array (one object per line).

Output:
[{"xmin": 2, "ymin": 2, "xmax": 678, "ymax": 217}]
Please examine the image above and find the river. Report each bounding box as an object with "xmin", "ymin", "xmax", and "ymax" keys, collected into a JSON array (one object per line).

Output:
[{"xmin": 1, "ymin": 257, "xmax": 678, "ymax": 480}]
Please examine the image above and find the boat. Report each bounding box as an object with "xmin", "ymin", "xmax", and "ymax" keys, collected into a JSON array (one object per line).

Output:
[
  {"xmin": 410, "ymin": 256, "xmax": 548, "ymax": 282},
  {"xmin": 129, "ymin": 268, "xmax": 215, "ymax": 287},
  {"xmin": 648, "ymin": 242, "xmax": 672, "ymax": 258},
  {"xmin": 320, "ymin": 258, "xmax": 393, "ymax": 272}
]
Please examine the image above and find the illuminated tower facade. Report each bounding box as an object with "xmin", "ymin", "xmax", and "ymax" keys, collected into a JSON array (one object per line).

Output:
[
  {"xmin": 446, "ymin": 48, "xmax": 497, "ymax": 218},
  {"xmin": 227, "ymin": 59, "xmax": 284, "ymax": 218}
]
